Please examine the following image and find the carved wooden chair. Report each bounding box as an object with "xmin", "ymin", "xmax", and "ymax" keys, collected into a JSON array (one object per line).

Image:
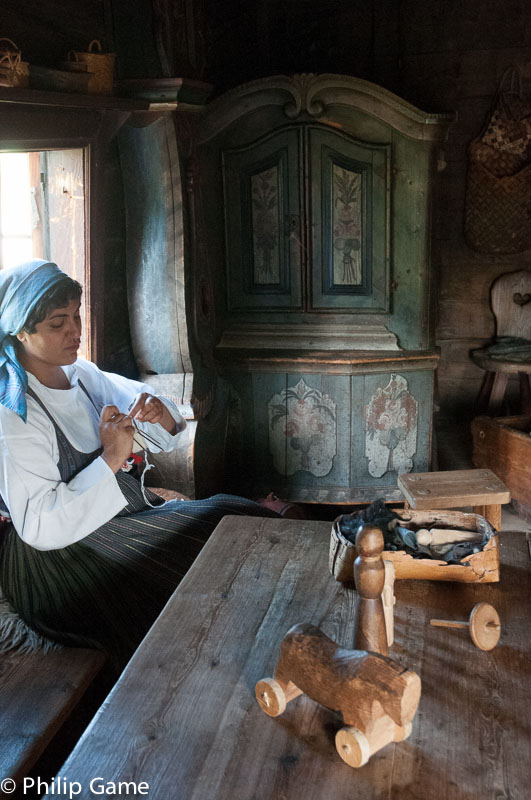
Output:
[{"xmin": 471, "ymin": 269, "xmax": 531, "ymax": 414}]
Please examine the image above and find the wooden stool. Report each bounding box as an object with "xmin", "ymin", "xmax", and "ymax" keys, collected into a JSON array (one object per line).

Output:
[{"xmin": 397, "ymin": 469, "xmax": 510, "ymax": 530}]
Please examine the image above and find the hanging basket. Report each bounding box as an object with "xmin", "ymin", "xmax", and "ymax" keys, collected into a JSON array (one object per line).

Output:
[
  {"xmin": 465, "ymin": 146, "xmax": 531, "ymax": 254},
  {"xmin": 465, "ymin": 66, "xmax": 531, "ymax": 254},
  {"xmin": 65, "ymin": 40, "xmax": 115, "ymax": 95},
  {"xmin": 0, "ymin": 38, "xmax": 29, "ymax": 88}
]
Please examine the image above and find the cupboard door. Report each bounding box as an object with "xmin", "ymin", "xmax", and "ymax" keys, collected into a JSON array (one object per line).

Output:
[
  {"xmin": 222, "ymin": 127, "xmax": 303, "ymax": 310},
  {"xmin": 309, "ymin": 126, "xmax": 390, "ymax": 311},
  {"xmin": 352, "ymin": 371, "xmax": 433, "ymax": 487}
]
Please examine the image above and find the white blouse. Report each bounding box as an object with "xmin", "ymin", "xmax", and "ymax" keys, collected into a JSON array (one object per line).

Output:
[{"xmin": 0, "ymin": 358, "xmax": 186, "ymax": 551}]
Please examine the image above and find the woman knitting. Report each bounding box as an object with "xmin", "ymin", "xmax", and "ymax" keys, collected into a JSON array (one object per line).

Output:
[{"xmin": 0, "ymin": 259, "xmax": 275, "ymax": 669}]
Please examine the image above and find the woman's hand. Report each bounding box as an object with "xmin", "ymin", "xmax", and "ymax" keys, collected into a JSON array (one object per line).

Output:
[
  {"xmin": 128, "ymin": 393, "xmax": 177, "ymax": 435},
  {"xmin": 99, "ymin": 405, "xmax": 135, "ymax": 473}
]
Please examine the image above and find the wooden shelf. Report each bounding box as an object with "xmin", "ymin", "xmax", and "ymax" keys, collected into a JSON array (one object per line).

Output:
[
  {"xmin": 217, "ymin": 347, "xmax": 441, "ymax": 374},
  {"xmin": 0, "ymin": 85, "xmax": 150, "ymax": 112}
]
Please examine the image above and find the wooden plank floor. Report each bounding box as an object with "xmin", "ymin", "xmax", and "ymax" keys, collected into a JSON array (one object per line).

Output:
[{"xmin": 45, "ymin": 515, "xmax": 531, "ymax": 800}]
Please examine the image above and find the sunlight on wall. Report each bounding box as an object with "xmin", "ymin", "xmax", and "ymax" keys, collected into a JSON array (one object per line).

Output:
[
  {"xmin": 0, "ymin": 153, "xmax": 34, "ymax": 269},
  {"xmin": 0, "ymin": 149, "xmax": 88, "ymax": 356}
]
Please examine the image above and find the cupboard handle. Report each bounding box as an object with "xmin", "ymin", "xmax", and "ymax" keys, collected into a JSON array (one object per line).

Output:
[{"xmin": 284, "ymin": 214, "xmax": 299, "ymax": 235}]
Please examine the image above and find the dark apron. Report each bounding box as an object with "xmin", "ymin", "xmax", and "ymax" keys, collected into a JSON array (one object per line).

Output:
[{"xmin": 0, "ymin": 384, "xmax": 277, "ymax": 670}]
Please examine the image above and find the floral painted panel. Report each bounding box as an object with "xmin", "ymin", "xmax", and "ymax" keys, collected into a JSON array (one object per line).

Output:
[
  {"xmin": 332, "ymin": 164, "xmax": 362, "ymax": 285},
  {"xmin": 268, "ymin": 379, "xmax": 337, "ymax": 477},
  {"xmin": 365, "ymin": 374, "xmax": 418, "ymax": 477},
  {"xmin": 251, "ymin": 166, "xmax": 281, "ymax": 284}
]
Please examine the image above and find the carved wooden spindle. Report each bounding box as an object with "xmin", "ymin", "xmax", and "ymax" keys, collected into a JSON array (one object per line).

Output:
[
  {"xmin": 430, "ymin": 602, "xmax": 501, "ymax": 651},
  {"xmin": 382, "ymin": 560, "xmax": 396, "ymax": 648},
  {"xmin": 354, "ymin": 524, "xmax": 388, "ymax": 656}
]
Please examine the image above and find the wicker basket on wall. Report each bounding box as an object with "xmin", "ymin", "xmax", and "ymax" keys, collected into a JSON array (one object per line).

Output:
[
  {"xmin": 0, "ymin": 38, "xmax": 29, "ymax": 88},
  {"xmin": 65, "ymin": 40, "xmax": 115, "ymax": 95}
]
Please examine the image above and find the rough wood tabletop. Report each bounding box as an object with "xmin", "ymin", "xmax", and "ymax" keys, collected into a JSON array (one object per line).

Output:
[{"xmin": 49, "ymin": 517, "xmax": 531, "ymax": 800}]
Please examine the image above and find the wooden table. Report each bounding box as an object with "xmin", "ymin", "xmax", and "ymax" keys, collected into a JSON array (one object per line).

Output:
[
  {"xmin": 49, "ymin": 517, "xmax": 530, "ymax": 800},
  {"xmin": 398, "ymin": 468, "xmax": 510, "ymax": 529}
]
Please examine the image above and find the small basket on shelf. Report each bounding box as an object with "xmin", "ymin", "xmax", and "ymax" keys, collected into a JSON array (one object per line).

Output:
[
  {"xmin": 63, "ymin": 40, "xmax": 115, "ymax": 95},
  {"xmin": 0, "ymin": 38, "xmax": 29, "ymax": 88}
]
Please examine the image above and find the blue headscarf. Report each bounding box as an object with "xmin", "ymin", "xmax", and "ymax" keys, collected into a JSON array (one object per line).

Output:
[{"xmin": 0, "ymin": 259, "xmax": 67, "ymax": 422}]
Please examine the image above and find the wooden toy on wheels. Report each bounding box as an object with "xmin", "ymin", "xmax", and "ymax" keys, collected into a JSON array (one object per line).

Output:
[{"xmin": 255, "ymin": 623, "xmax": 421, "ymax": 767}]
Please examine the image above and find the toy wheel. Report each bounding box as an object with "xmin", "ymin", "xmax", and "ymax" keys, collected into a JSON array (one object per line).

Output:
[
  {"xmin": 255, "ymin": 678, "xmax": 286, "ymax": 717},
  {"xmin": 469, "ymin": 602, "xmax": 501, "ymax": 651},
  {"xmin": 335, "ymin": 726, "xmax": 371, "ymax": 768}
]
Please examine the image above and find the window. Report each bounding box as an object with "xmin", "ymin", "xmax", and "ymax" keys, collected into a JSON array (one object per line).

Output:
[{"xmin": 0, "ymin": 149, "xmax": 88, "ymax": 355}]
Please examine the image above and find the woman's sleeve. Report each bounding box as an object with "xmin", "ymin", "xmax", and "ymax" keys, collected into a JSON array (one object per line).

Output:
[
  {"xmin": 0, "ymin": 414, "xmax": 127, "ymax": 551},
  {"xmin": 80, "ymin": 362, "xmax": 186, "ymax": 453}
]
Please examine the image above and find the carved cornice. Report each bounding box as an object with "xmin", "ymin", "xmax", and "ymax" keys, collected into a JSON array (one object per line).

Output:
[
  {"xmin": 216, "ymin": 348, "xmax": 440, "ymax": 376},
  {"xmin": 199, "ymin": 73, "xmax": 456, "ymax": 143}
]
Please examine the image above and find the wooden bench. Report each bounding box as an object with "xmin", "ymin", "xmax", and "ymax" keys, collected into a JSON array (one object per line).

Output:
[
  {"xmin": 0, "ymin": 646, "xmax": 105, "ymax": 785},
  {"xmin": 0, "ymin": 484, "xmax": 188, "ymax": 786},
  {"xmin": 0, "ymin": 486, "xmax": 184, "ymax": 787}
]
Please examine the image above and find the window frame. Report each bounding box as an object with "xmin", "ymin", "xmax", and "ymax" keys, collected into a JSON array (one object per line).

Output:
[{"xmin": 0, "ymin": 93, "xmax": 147, "ymax": 364}]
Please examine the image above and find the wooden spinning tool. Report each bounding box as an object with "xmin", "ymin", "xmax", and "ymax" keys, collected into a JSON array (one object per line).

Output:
[
  {"xmin": 354, "ymin": 524, "xmax": 389, "ymax": 656},
  {"xmin": 255, "ymin": 623, "xmax": 421, "ymax": 768},
  {"xmin": 382, "ymin": 560, "xmax": 396, "ymax": 648},
  {"xmin": 430, "ymin": 602, "xmax": 501, "ymax": 650}
]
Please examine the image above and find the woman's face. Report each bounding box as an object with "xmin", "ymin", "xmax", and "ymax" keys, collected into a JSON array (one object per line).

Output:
[{"xmin": 16, "ymin": 298, "xmax": 82, "ymax": 370}]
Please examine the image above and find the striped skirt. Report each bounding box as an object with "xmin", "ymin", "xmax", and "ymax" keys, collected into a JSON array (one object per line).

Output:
[{"xmin": 0, "ymin": 474, "xmax": 277, "ymax": 670}]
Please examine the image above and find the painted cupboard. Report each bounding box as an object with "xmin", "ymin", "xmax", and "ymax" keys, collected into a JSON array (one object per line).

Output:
[{"xmin": 195, "ymin": 74, "xmax": 454, "ymax": 501}]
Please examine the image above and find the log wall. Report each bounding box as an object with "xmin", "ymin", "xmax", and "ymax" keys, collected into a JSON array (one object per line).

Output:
[
  {"xmin": 2, "ymin": 0, "xmax": 530, "ymax": 419},
  {"xmin": 374, "ymin": 0, "xmax": 531, "ymax": 420},
  {"xmin": 202, "ymin": 0, "xmax": 531, "ymax": 421}
]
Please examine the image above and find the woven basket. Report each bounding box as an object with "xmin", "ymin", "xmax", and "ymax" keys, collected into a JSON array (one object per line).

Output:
[
  {"xmin": 465, "ymin": 67, "xmax": 531, "ymax": 255},
  {"xmin": 0, "ymin": 38, "xmax": 29, "ymax": 88},
  {"xmin": 329, "ymin": 511, "xmax": 499, "ymax": 583},
  {"xmin": 465, "ymin": 142, "xmax": 531, "ymax": 254},
  {"xmin": 66, "ymin": 40, "xmax": 115, "ymax": 95}
]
